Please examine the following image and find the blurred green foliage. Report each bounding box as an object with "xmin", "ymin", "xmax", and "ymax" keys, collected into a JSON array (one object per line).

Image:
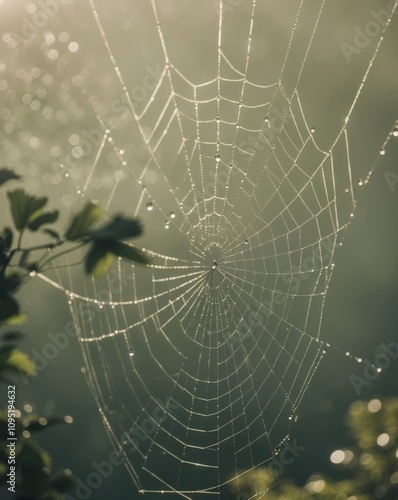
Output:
[
  {"xmin": 0, "ymin": 168, "xmax": 151, "ymax": 498},
  {"xmin": 0, "ymin": 411, "xmax": 75, "ymax": 499},
  {"xmin": 230, "ymin": 399, "xmax": 398, "ymax": 499}
]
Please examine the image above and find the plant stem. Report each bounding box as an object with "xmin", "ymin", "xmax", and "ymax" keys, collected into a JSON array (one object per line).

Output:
[{"xmin": 39, "ymin": 241, "xmax": 87, "ymax": 269}]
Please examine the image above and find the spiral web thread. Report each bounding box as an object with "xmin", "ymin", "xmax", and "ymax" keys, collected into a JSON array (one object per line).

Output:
[{"xmin": 35, "ymin": 0, "xmax": 398, "ymax": 497}]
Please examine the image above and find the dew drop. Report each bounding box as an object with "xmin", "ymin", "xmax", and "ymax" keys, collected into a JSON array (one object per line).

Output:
[
  {"xmin": 358, "ymin": 179, "xmax": 363, "ymax": 186},
  {"xmin": 129, "ymin": 350, "xmax": 134, "ymax": 357},
  {"xmin": 212, "ymin": 262, "xmax": 217, "ymax": 270},
  {"xmin": 146, "ymin": 202, "xmax": 153, "ymax": 211},
  {"xmin": 164, "ymin": 220, "xmax": 170, "ymax": 229},
  {"xmin": 311, "ymin": 127, "xmax": 315, "ymax": 133},
  {"xmin": 380, "ymin": 148, "xmax": 385, "ymax": 155},
  {"xmin": 215, "ymin": 153, "xmax": 221, "ymax": 162},
  {"xmin": 169, "ymin": 211, "xmax": 176, "ymax": 219},
  {"xmin": 393, "ymin": 128, "xmax": 398, "ymax": 137},
  {"xmin": 265, "ymin": 117, "xmax": 270, "ymax": 127}
]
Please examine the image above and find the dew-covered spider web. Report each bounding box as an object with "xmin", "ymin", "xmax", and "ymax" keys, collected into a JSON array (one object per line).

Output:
[{"xmin": 2, "ymin": 0, "xmax": 398, "ymax": 498}]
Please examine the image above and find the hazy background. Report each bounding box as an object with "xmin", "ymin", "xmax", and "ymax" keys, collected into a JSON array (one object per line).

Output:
[{"xmin": 0, "ymin": 1, "xmax": 398, "ymax": 498}]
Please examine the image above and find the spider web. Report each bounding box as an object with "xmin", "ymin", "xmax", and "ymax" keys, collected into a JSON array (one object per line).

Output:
[{"xmin": 4, "ymin": 0, "xmax": 398, "ymax": 498}]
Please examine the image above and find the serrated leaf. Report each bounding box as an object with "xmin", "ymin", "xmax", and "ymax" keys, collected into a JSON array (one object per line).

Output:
[
  {"xmin": 0, "ymin": 168, "xmax": 21, "ymax": 186},
  {"xmin": 7, "ymin": 189, "xmax": 48, "ymax": 230},
  {"xmin": 28, "ymin": 210, "xmax": 59, "ymax": 231},
  {"xmin": 106, "ymin": 240, "xmax": 152, "ymax": 265},
  {"xmin": 87, "ymin": 215, "xmax": 142, "ymax": 241},
  {"xmin": 0, "ymin": 348, "xmax": 36, "ymax": 378},
  {"xmin": 85, "ymin": 242, "xmax": 114, "ymax": 277},
  {"xmin": 64, "ymin": 202, "xmax": 102, "ymax": 241}
]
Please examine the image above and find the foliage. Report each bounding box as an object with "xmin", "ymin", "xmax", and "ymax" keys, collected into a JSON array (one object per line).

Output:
[
  {"xmin": 229, "ymin": 399, "xmax": 398, "ymax": 499},
  {"xmin": 0, "ymin": 168, "xmax": 152, "ymax": 498},
  {"xmin": 0, "ymin": 167, "xmax": 151, "ymax": 287},
  {"xmin": 0, "ymin": 411, "xmax": 75, "ymax": 499}
]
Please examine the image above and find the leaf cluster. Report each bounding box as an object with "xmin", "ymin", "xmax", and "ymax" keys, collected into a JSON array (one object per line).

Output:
[
  {"xmin": 0, "ymin": 167, "xmax": 151, "ymax": 498},
  {"xmin": 0, "ymin": 412, "xmax": 75, "ymax": 499}
]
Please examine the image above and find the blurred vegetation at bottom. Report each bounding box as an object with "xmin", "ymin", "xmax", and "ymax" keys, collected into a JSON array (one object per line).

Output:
[{"xmin": 230, "ymin": 398, "xmax": 398, "ymax": 500}]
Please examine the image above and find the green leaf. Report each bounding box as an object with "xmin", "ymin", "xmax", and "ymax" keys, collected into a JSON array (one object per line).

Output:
[
  {"xmin": 87, "ymin": 215, "xmax": 142, "ymax": 241},
  {"xmin": 0, "ymin": 273, "xmax": 22, "ymax": 297},
  {"xmin": 85, "ymin": 242, "xmax": 114, "ymax": 277},
  {"xmin": 0, "ymin": 228, "xmax": 13, "ymax": 267},
  {"xmin": 0, "ymin": 168, "xmax": 21, "ymax": 186},
  {"xmin": 7, "ymin": 189, "xmax": 48, "ymax": 230},
  {"xmin": 106, "ymin": 240, "xmax": 152, "ymax": 265},
  {"xmin": 0, "ymin": 330, "xmax": 25, "ymax": 342},
  {"xmin": 64, "ymin": 202, "xmax": 102, "ymax": 241},
  {"xmin": 0, "ymin": 294, "xmax": 20, "ymax": 323},
  {"xmin": 0, "ymin": 347, "xmax": 36, "ymax": 378},
  {"xmin": 28, "ymin": 210, "xmax": 59, "ymax": 231},
  {"xmin": 42, "ymin": 228, "xmax": 60, "ymax": 241},
  {"xmin": 0, "ymin": 228, "xmax": 13, "ymax": 251}
]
